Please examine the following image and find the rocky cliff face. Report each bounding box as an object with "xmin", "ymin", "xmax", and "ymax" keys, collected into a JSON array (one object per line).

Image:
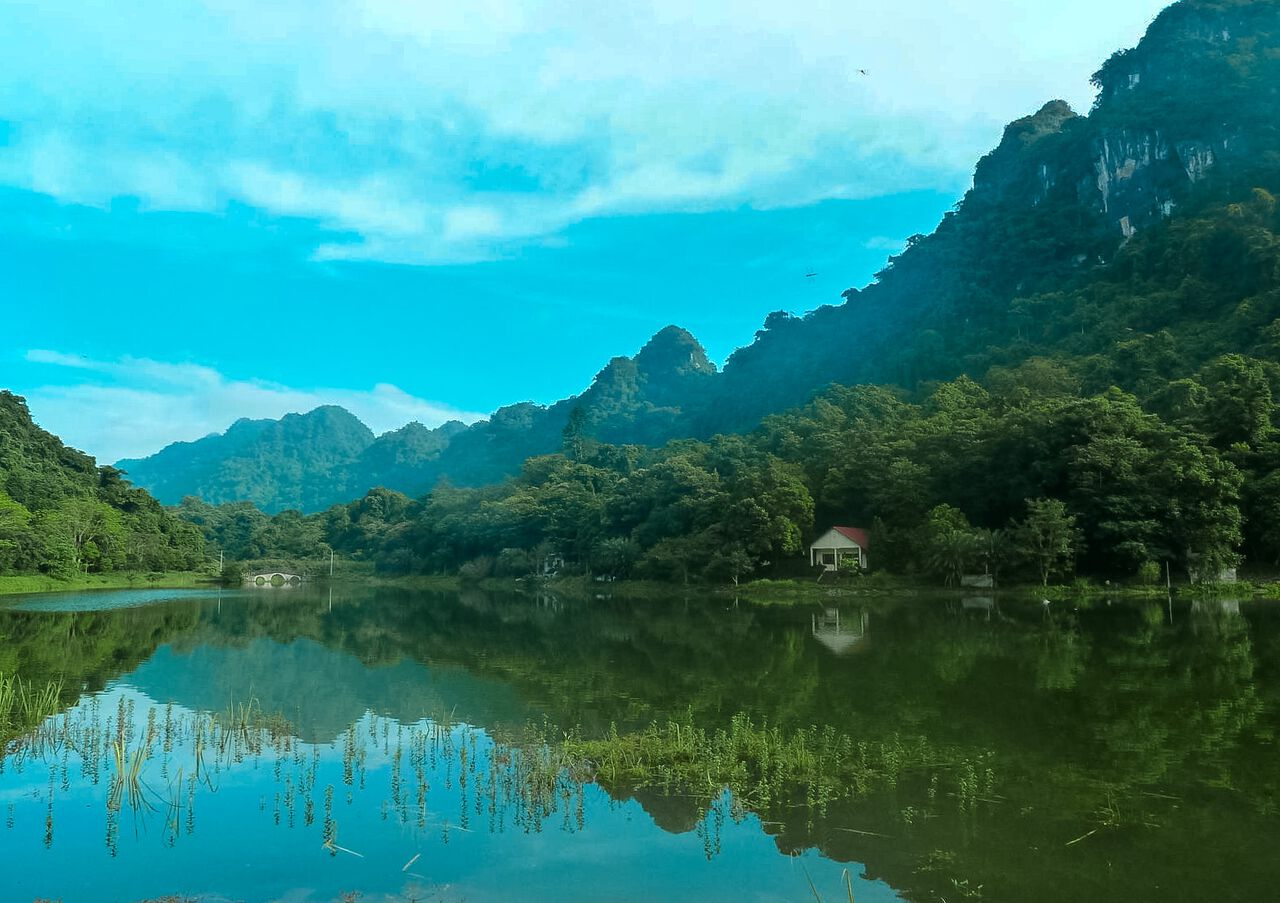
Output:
[
  {"xmin": 984, "ymin": 0, "xmax": 1276, "ymax": 244},
  {"xmin": 693, "ymin": 0, "xmax": 1280, "ymax": 433}
]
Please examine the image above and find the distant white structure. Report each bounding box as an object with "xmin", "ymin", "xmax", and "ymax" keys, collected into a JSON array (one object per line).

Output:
[
  {"xmin": 246, "ymin": 572, "xmax": 303, "ymax": 587},
  {"xmin": 809, "ymin": 526, "xmax": 870, "ymax": 572},
  {"xmin": 811, "ymin": 607, "xmax": 869, "ymax": 655}
]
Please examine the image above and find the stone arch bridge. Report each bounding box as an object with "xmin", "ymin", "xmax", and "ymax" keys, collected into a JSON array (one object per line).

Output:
[{"xmin": 245, "ymin": 572, "xmax": 304, "ymax": 587}]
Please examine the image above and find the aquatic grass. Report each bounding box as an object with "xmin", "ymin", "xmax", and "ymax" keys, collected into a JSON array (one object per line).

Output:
[
  {"xmin": 804, "ymin": 865, "xmax": 857, "ymax": 903},
  {"xmin": 551, "ymin": 713, "xmax": 995, "ymax": 821},
  {"xmin": 214, "ymin": 696, "xmax": 293, "ymax": 762},
  {"xmin": 3, "ymin": 694, "xmax": 995, "ymax": 876},
  {"xmin": 108, "ymin": 734, "xmax": 155, "ymax": 814},
  {"xmin": 0, "ymin": 672, "xmax": 64, "ymax": 742}
]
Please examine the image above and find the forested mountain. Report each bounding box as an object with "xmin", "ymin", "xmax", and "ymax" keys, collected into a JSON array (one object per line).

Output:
[
  {"xmin": 123, "ymin": 0, "xmax": 1280, "ymax": 518},
  {"xmin": 0, "ymin": 391, "xmax": 204, "ymax": 575},
  {"xmin": 114, "ymin": 404, "xmax": 419, "ymax": 513},
  {"xmin": 118, "ymin": 325, "xmax": 716, "ymax": 512},
  {"xmin": 697, "ymin": 0, "xmax": 1280, "ymax": 429}
]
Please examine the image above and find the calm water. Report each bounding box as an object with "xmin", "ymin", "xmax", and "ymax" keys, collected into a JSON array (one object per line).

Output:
[{"xmin": 0, "ymin": 585, "xmax": 1277, "ymax": 903}]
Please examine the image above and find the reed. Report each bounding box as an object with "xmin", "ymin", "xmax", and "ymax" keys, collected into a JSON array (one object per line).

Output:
[
  {"xmin": 804, "ymin": 866, "xmax": 857, "ymax": 903},
  {"xmin": 0, "ymin": 672, "xmax": 64, "ymax": 740},
  {"xmin": 549, "ymin": 713, "xmax": 991, "ymax": 821}
]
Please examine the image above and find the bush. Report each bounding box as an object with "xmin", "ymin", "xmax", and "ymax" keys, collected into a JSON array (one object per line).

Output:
[
  {"xmin": 1136, "ymin": 560, "xmax": 1162, "ymax": 586},
  {"xmin": 494, "ymin": 548, "xmax": 536, "ymax": 577},
  {"xmin": 458, "ymin": 556, "xmax": 496, "ymax": 580}
]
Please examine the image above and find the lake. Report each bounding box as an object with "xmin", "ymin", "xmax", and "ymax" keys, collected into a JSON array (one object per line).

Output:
[{"xmin": 0, "ymin": 584, "xmax": 1276, "ymax": 902}]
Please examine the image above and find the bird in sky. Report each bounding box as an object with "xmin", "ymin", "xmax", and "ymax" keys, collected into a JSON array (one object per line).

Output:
[
  {"xmin": 805, "ymin": 271, "xmax": 819, "ymax": 278},
  {"xmin": 858, "ymin": 69, "xmax": 869, "ymax": 76}
]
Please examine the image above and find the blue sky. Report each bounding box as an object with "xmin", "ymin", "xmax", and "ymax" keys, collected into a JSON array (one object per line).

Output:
[{"xmin": 0, "ymin": 0, "xmax": 1171, "ymax": 462}]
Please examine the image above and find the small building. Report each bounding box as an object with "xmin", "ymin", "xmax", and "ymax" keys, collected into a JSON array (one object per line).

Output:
[{"xmin": 810, "ymin": 526, "xmax": 870, "ymax": 572}]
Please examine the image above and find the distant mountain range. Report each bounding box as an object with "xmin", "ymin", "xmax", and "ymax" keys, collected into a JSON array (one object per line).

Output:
[
  {"xmin": 115, "ymin": 325, "xmax": 716, "ymax": 512},
  {"xmin": 116, "ymin": 405, "xmax": 462, "ymax": 513},
  {"xmin": 117, "ymin": 0, "xmax": 1280, "ymax": 514}
]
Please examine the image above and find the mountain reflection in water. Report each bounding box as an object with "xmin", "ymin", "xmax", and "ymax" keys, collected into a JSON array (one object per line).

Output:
[{"xmin": 0, "ymin": 584, "xmax": 1276, "ymax": 903}]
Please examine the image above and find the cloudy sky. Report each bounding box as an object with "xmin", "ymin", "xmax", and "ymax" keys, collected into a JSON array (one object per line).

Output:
[{"xmin": 0, "ymin": 0, "xmax": 1171, "ymax": 462}]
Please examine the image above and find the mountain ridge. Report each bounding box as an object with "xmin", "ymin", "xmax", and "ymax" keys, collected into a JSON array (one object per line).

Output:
[{"xmin": 116, "ymin": 325, "xmax": 719, "ymax": 512}]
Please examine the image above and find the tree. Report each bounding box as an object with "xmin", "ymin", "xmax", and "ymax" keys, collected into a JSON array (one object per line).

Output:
[
  {"xmin": 920, "ymin": 505, "xmax": 983, "ymax": 587},
  {"xmin": 1012, "ymin": 498, "xmax": 1079, "ymax": 586},
  {"xmin": 593, "ymin": 537, "xmax": 639, "ymax": 579},
  {"xmin": 1198, "ymin": 355, "xmax": 1274, "ymax": 447},
  {"xmin": 42, "ymin": 497, "xmax": 125, "ymax": 573},
  {"xmin": 562, "ymin": 406, "xmax": 592, "ymax": 461},
  {"xmin": 0, "ymin": 490, "xmax": 33, "ymax": 572},
  {"xmin": 704, "ymin": 543, "xmax": 756, "ymax": 586},
  {"xmin": 638, "ymin": 535, "xmax": 705, "ymax": 584}
]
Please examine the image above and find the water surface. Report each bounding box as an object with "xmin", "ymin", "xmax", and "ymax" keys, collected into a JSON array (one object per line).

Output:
[{"xmin": 0, "ymin": 584, "xmax": 1276, "ymax": 902}]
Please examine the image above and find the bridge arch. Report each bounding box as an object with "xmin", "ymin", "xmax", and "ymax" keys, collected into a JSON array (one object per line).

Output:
[{"xmin": 248, "ymin": 572, "xmax": 303, "ymax": 587}]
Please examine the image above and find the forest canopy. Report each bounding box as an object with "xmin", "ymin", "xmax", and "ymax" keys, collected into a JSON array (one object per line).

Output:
[{"xmin": 0, "ymin": 392, "xmax": 205, "ymax": 577}]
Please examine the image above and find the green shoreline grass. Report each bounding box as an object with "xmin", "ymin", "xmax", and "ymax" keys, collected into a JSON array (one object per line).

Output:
[
  {"xmin": 7, "ymin": 568, "xmax": 1272, "ymax": 606},
  {"xmin": 0, "ymin": 571, "xmax": 213, "ymax": 597},
  {"xmin": 400, "ymin": 572, "xmax": 1280, "ymax": 606}
]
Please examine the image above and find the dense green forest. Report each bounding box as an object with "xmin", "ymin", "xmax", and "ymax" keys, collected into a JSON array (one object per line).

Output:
[
  {"xmin": 0, "ymin": 392, "xmax": 205, "ymax": 577},
  {"xmin": 182, "ymin": 343, "xmax": 1276, "ymax": 585}
]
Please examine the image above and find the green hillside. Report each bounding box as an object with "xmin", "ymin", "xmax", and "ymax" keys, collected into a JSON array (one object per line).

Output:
[{"xmin": 0, "ymin": 391, "xmax": 205, "ymax": 577}]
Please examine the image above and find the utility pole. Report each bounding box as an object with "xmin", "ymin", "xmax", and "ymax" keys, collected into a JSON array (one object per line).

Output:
[{"xmin": 329, "ymin": 549, "xmax": 334, "ymax": 578}]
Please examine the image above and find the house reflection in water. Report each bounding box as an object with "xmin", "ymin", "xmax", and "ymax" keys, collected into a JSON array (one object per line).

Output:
[
  {"xmin": 811, "ymin": 607, "xmax": 869, "ymax": 655},
  {"xmin": 1191, "ymin": 598, "xmax": 1242, "ymax": 618},
  {"xmin": 961, "ymin": 596, "xmax": 996, "ymax": 620}
]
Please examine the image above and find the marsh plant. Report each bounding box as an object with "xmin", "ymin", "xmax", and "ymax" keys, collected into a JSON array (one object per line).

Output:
[
  {"xmin": 1, "ymin": 690, "xmax": 596, "ymax": 857},
  {"xmin": 0, "ymin": 672, "xmax": 63, "ymax": 745},
  {"xmin": 554, "ymin": 713, "xmax": 997, "ymax": 824},
  {"xmin": 2, "ymin": 687, "xmax": 997, "ymax": 870}
]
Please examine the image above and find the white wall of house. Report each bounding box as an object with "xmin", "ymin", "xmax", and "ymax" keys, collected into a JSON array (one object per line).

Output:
[{"xmin": 809, "ymin": 528, "xmax": 868, "ymax": 571}]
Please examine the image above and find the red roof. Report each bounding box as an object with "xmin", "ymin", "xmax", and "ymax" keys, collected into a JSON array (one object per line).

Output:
[{"xmin": 832, "ymin": 526, "xmax": 870, "ymax": 548}]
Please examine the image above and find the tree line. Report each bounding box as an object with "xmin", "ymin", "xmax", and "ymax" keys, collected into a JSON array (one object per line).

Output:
[{"xmin": 174, "ymin": 346, "xmax": 1275, "ymax": 586}]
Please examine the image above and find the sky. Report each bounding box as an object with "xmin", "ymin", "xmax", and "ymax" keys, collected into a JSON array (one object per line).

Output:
[{"xmin": 0, "ymin": 0, "xmax": 1173, "ymax": 463}]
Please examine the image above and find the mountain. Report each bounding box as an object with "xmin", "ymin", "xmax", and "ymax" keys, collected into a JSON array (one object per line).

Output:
[
  {"xmin": 120, "ymin": 0, "xmax": 1280, "ymax": 512},
  {"xmin": 406, "ymin": 324, "xmax": 718, "ymax": 489},
  {"xmin": 116, "ymin": 326, "xmax": 718, "ymax": 512},
  {"xmin": 0, "ymin": 391, "xmax": 205, "ymax": 575},
  {"xmin": 117, "ymin": 405, "xmax": 378, "ymax": 513},
  {"xmin": 687, "ymin": 0, "xmax": 1280, "ymax": 431}
]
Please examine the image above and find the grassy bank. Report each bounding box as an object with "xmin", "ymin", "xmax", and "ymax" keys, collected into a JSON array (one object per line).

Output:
[
  {"xmin": 279, "ymin": 570, "xmax": 1280, "ymax": 606},
  {"xmin": 0, "ymin": 571, "xmax": 213, "ymax": 597}
]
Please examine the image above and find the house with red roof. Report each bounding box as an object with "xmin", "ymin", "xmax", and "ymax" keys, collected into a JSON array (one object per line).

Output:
[{"xmin": 810, "ymin": 526, "xmax": 869, "ymax": 573}]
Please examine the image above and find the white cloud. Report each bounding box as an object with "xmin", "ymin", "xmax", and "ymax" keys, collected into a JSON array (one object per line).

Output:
[
  {"xmin": 20, "ymin": 350, "xmax": 485, "ymax": 464},
  {"xmin": 863, "ymin": 236, "xmax": 908, "ymax": 252},
  {"xmin": 0, "ymin": 0, "xmax": 1172, "ymax": 263}
]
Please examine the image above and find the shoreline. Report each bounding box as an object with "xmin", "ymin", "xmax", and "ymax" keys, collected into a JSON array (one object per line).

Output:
[
  {"xmin": 348, "ymin": 572, "xmax": 1274, "ymax": 606},
  {"xmin": 0, "ymin": 571, "xmax": 216, "ymax": 597},
  {"xmin": 3, "ymin": 569, "xmax": 1272, "ymax": 605}
]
